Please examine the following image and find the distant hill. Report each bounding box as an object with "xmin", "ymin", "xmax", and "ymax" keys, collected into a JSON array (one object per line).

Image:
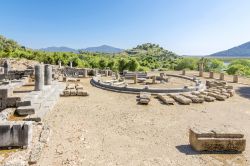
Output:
[
  {"xmin": 125, "ymin": 43, "xmax": 178, "ymax": 58},
  {"xmin": 81, "ymin": 45, "xmax": 123, "ymax": 53},
  {"xmin": 211, "ymin": 41, "xmax": 250, "ymax": 57},
  {"xmin": 40, "ymin": 45, "xmax": 123, "ymax": 53},
  {"xmin": 39, "ymin": 47, "xmax": 77, "ymax": 53}
]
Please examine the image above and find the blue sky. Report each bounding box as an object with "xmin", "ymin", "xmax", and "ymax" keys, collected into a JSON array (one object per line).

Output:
[{"xmin": 1, "ymin": 0, "xmax": 250, "ymax": 55}]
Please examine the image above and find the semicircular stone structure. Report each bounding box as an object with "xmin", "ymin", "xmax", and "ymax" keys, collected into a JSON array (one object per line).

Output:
[{"xmin": 90, "ymin": 74, "xmax": 205, "ymax": 94}]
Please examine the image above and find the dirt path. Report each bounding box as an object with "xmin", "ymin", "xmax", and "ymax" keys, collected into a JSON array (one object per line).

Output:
[{"xmin": 38, "ymin": 78, "xmax": 250, "ymax": 166}]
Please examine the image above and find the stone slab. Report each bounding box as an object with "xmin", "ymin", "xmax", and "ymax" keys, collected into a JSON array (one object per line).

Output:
[
  {"xmin": 189, "ymin": 127, "xmax": 246, "ymax": 152},
  {"xmin": 0, "ymin": 122, "xmax": 32, "ymax": 148},
  {"xmin": 16, "ymin": 106, "xmax": 35, "ymax": 116}
]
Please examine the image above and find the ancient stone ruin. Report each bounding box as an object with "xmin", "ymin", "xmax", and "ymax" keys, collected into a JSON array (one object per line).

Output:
[{"xmin": 189, "ymin": 127, "xmax": 246, "ymax": 152}]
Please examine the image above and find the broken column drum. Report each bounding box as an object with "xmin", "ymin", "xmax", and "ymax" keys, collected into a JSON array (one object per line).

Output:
[
  {"xmin": 152, "ymin": 75, "xmax": 156, "ymax": 84},
  {"xmin": 83, "ymin": 68, "xmax": 88, "ymax": 78},
  {"xmin": 182, "ymin": 70, "xmax": 186, "ymax": 75},
  {"xmin": 233, "ymin": 75, "xmax": 239, "ymax": 83},
  {"xmin": 134, "ymin": 74, "xmax": 138, "ymax": 84},
  {"xmin": 3, "ymin": 60, "xmax": 10, "ymax": 75},
  {"xmin": 105, "ymin": 70, "xmax": 109, "ymax": 77},
  {"xmin": 199, "ymin": 63, "xmax": 204, "ymax": 77},
  {"xmin": 58, "ymin": 60, "xmax": 62, "ymax": 68},
  {"xmin": 209, "ymin": 71, "xmax": 214, "ymax": 79},
  {"xmin": 70, "ymin": 61, "xmax": 73, "ymax": 68},
  {"xmin": 34, "ymin": 65, "xmax": 44, "ymax": 91},
  {"xmin": 44, "ymin": 64, "xmax": 52, "ymax": 85},
  {"xmin": 220, "ymin": 73, "xmax": 225, "ymax": 80}
]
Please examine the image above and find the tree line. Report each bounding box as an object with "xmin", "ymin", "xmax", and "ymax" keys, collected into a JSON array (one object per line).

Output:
[{"xmin": 0, "ymin": 35, "xmax": 250, "ymax": 76}]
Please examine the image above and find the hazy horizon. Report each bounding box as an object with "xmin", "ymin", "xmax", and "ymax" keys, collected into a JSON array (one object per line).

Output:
[{"xmin": 1, "ymin": 0, "xmax": 250, "ymax": 55}]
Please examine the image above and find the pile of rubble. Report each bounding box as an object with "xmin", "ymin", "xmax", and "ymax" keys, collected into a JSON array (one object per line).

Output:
[{"xmin": 61, "ymin": 83, "xmax": 89, "ymax": 96}]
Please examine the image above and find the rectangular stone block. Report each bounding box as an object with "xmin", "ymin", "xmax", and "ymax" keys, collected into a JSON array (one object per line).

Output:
[
  {"xmin": 76, "ymin": 85, "xmax": 83, "ymax": 90},
  {"xmin": 156, "ymin": 94, "xmax": 175, "ymax": 105},
  {"xmin": 169, "ymin": 94, "xmax": 192, "ymax": 105},
  {"xmin": 70, "ymin": 89, "xmax": 77, "ymax": 96},
  {"xmin": 16, "ymin": 106, "xmax": 35, "ymax": 116},
  {"xmin": 16, "ymin": 100, "xmax": 31, "ymax": 107},
  {"xmin": 0, "ymin": 101, "xmax": 7, "ymax": 110},
  {"xmin": 6, "ymin": 97, "xmax": 21, "ymax": 107},
  {"xmin": 66, "ymin": 84, "xmax": 75, "ymax": 90},
  {"xmin": 63, "ymin": 90, "xmax": 70, "ymax": 96},
  {"xmin": 77, "ymin": 90, "xmax": 89, "ymax": 96},
  {"xmin": 0, "ymin": 122, "xmax": 32, "ymax": 148},
  {"xmin": 189, "ymin": 128, "xmax": 246, "ymax": 152},
  {"xmin": 0, "ymin": 89, "xmax": 9, "ymax": 100}
]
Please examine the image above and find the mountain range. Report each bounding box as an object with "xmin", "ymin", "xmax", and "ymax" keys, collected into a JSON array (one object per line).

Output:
[
  {"xmin": 210, "ymin": 41, "xmax": 250, "ymax": 57},
  {"xmin": 39, "ymin": 45, "xmax": 123, "ymax": 53}
]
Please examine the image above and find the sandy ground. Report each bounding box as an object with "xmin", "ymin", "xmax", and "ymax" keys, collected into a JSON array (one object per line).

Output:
[{"xmin": 36, "ymin": 72, "xmax": 250, "ymax": 166}]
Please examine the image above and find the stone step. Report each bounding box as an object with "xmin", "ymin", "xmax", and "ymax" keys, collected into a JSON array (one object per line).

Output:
[{"xmin": 15, "ymin": 106, "xmax": 35, "ymax": 116}]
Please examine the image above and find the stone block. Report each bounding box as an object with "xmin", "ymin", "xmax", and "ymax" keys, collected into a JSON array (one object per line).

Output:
[
  {"xmin": 157, "ymin": 94, "xmax": 175, "ymax": 105},
  {"xmin": 0, "ymin": 89, "xmax": 10, "ymax": 99},
  {"xmin": 233, "ymin": 75, "xmax": 239, "ymax": 83},
  {"xmin": 0, "ymin": 101, "xmax": 7, "ymax": 110},
  {"xmin": 209, "ymin": 71, "xmax": 214, "ymax": 79},
  {"xmin": 66, "ymin": 84, "xmax": 75, "ymax": 89},
  {"xmin": 16, "ymin": 106, "xmax": 35, "ymax": 116},
  {"xmin": 189, "ymin": 127, "xmax": 246, "ymax": 152},
  {"xmin": 76, "ymin": 85, "xmax": 83, "ymax": 90},
  {"xmin": 63, "ymin": 90, "xmax": 70, "ymax": 96},
  {"xmin": 169, "ymin": 94, "xmax": 192, "ymax": 105},
  {"xmin": 77, "ymin": 90, "xmax": 88, "ymax": 96},
  {"xmin": 16, "ymin": 100, "xmax": 31, "ymax": 107},
  {"xmin": 70, "ymin": 89, "xmax": 77, "ymax": 96},
  {"xmin": 0, "ymin": 122, "xmax": 32, "ymax": 148},
  {"xmin": 6, "ymin": 97, "xmax": 21, "ymax": 107}
]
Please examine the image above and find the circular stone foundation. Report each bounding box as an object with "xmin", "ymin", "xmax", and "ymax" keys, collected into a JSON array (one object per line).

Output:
[{"xmin": 90, "ymin": 74, "xmax": 205, "ymax": 94}]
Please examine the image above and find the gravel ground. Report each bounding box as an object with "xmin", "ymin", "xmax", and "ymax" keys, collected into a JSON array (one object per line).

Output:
[{"xmin": 37, "ymin": 75, "xmax": 250, "ymax": 166}]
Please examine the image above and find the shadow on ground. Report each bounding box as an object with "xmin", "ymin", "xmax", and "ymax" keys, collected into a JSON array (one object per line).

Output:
[
  {"xmin": 236, "ymin": 86, "xmax": 250, "ymax": 99},
  {"xmin": 176, "ymin": 145, "xmax": 242, "ymax": 155}
]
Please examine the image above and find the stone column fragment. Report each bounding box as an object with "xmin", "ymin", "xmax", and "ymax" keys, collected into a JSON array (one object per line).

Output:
[
  {"xmin": 209, "ymin": 72, "xmax": 214, "ymax": 79},
  {"xmin": 182, "ymin": 70, "xmax": 186, "ymax": 75},
  {"xmin": 34, "ymin": 65, "xmax": 44, "ymax": 91},
  {"xmin": 220, "ymin": 73, "xmax": 224, "ymax": 80},
  {"xmin": 134, "ymin": 74, "xmax": 137, "ymax": 84},
  {"xmin": 233, "ymin": 75, "xmax": 239, "ymax": 83},
  {"xmin": 44, "ymin": 64, "xmax": 52, "ymax": 85}
]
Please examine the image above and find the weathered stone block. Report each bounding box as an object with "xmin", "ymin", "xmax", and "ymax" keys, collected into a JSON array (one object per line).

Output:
[
  {"xmin": 77, "ymin": 90, "xmax": 89, "ymax": 96},
  {"xmin": 189, "ymin": 128, "xmax": 246, "ymax": 152},
  {"xmin": 16, "ymin": 100, "xmax": 31, "ymax": 107},
  {"xmin": 6, "ymin": 97, "xmax": 21, "ymax": 107},
  {"xmin": 0, "ymin": 122, "xmax": 32, "ymax": 148},
  {"xmin": 0, "ymin": 89, "xmax": 10, "ymax": 99},
  {"xmin": 16, "ymin": 106, "xmax": 35, "ymax": 116},
  {"xmin": 76, "ymin": 85, "xmax": 83, "ymax": 90},
  {"xmin": 233, "ymin": 75, "xmax": 239, "ymax": 83},
  {"xmin": 70, "ymin": 89, "xmax": 77, "ymax": 96},
  {"xmin": 63, "ymin": 90, "xmax": 70, "ymax": 96},
  {"xmin": 157, "ymin": 94, "xmax": 175, "ymax": 105}
]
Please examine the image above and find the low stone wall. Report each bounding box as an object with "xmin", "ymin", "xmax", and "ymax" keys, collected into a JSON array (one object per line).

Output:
[
  {"xmin": 91, "ymin": 75, "xmax": 205, "ymax": 94},
  {"xmin": 0, "ymin": 69, "xmax": 34, "ymax": 80}
]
